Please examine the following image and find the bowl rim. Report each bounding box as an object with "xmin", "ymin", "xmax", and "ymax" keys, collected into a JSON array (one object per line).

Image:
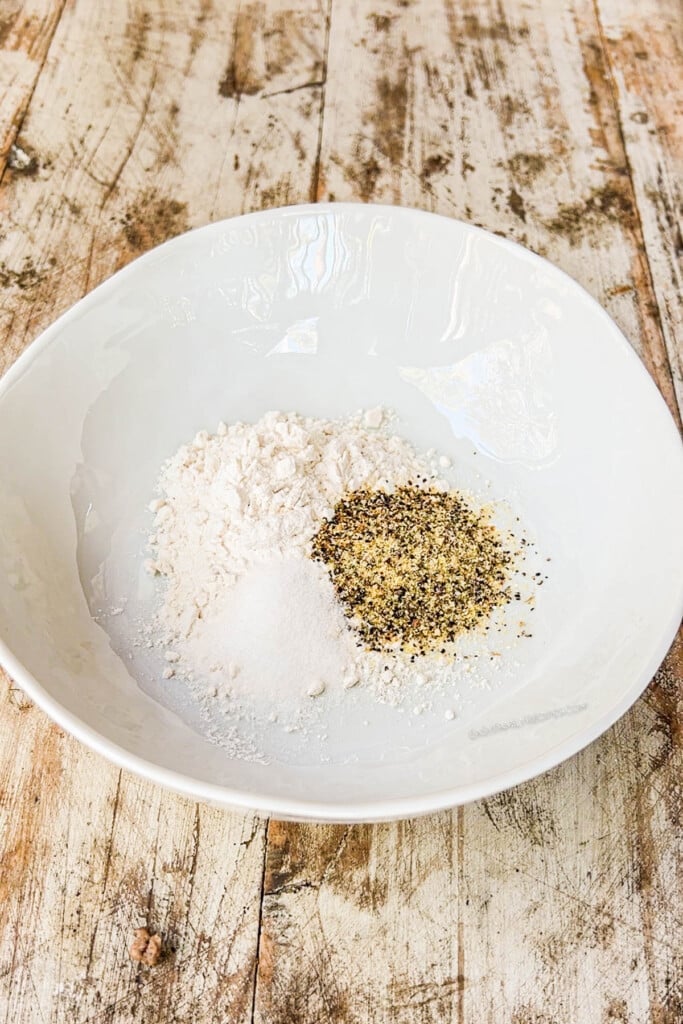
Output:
[{"xmin": 1, "ymin": 201, "xmax": 682, "ymax": 823}]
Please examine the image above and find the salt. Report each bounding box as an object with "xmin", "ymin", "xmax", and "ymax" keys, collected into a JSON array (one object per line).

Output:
[{"xmin": 181, "ymin": 558, "xmax": 356, "ymax": 702}]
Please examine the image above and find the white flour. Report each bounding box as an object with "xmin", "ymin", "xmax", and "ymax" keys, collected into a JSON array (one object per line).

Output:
[
  {"xmin": 144, "ymin": 408, "xmax": 532, "ymax": 740},
  {"xmin": 148, "ymin": 408, "xmax": 440, "ymax": 636}
]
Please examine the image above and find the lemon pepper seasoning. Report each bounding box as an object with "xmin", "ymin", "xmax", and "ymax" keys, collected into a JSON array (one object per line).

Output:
[{"xmin": 312, "ymin": 484, "xmax": 513, "ymax": 653}]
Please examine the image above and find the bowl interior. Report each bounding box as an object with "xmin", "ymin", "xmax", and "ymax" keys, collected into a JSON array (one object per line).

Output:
[{"xmin": 0, "ymin": 204, "xmax": 681, "ymax": 820}]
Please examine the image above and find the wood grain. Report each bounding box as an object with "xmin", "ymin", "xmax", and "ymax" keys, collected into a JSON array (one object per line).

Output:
[
  {"xmin": 0, "ymin": 0, "xmax": 66, "ymax": 169},
  {"xmin": 0, "ymin": 0, "xmax": 681, "ymax": 1021},
  {"xmin": 0, "ymin": 701, "xmax": 267, "ymax": 1022},
  {"xmin": 595, "ymin": 0, "xmax": 683, "ymax": 416}
]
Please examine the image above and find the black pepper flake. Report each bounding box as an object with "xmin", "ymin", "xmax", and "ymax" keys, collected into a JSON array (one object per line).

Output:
[{"xmin": 311, "ymin": 484, "xmax": 515, "ymax": 654}]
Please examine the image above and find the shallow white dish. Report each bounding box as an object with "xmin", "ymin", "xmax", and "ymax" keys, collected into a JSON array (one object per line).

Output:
[{"xmin": 0, "ymin": 203, "xmax": 681, "ymax": 822}]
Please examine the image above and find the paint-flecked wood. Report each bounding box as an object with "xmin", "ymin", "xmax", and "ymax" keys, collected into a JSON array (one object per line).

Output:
[
  {"xmin": 596, "ymin": 0, "xmax": 683, "ymax": 417},
  {"xmin": 0, "ymin": 0, "xmax": 681, "ymax": 1022},
  {"xmin": 0, "ymin": 0, "xmax": 66, "ymax": 165},
  {"xmin": 0, "ymin": 702, "xmax": 267, "ymax": 1022}
]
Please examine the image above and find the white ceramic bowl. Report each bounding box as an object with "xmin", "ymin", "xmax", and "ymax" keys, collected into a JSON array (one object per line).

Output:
[{"xmin": 1, "ymin": 203, "xmax": 682, "ymax": 822}]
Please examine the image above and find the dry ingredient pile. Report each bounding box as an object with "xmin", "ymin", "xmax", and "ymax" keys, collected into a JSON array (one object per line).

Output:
[
  {"xmin": 311, "ymin": 485, "xmax": 512, "ymax": 653},
  {"xmin": 143, "ymin": 408, "xmax": 528, "ymax": 731}
]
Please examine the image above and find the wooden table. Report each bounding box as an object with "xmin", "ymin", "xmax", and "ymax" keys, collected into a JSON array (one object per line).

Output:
[{"xmin": 1, "ymin": 1, "xmax": 681, "ymax": 1021}]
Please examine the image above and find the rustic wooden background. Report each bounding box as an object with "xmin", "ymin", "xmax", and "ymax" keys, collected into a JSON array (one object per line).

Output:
[{"xmin": 1, "ymin": 1, "xmax": 681, "ymax": 1021}]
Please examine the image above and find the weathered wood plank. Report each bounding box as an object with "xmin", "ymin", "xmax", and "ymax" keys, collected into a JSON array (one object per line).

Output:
[
  {"xmin": 595, "ymin": 0, "xmax": 683, "ymax": 417},
  {"xmin": 0, "ymin": 0, "xmax": 329, "ymax": 1019},
  {"xmin": 0, "ymin": 694, "xmax": 268, "ymax": 1023},
  {"xmin": 0, "ymin": 0, "xmax": 66, "ymax": 168}
]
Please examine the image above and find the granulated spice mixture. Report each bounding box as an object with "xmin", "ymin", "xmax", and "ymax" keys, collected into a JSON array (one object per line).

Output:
[{"xmin": 312, "ymin": 484, "xmax": 513, "ymax": 653}]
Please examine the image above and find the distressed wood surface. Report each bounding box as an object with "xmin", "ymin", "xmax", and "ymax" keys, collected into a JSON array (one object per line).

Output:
[
  {"xmin": 0, "ymin": 0, "xmax": 65, "ymax": 165},
  {"xmin": 596, "ymin": 0, "xmax": 683, "ymax": 417},
  {"xmin": 0, "ymin": 1, "xmax": 681, "ymax": 1022}
]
